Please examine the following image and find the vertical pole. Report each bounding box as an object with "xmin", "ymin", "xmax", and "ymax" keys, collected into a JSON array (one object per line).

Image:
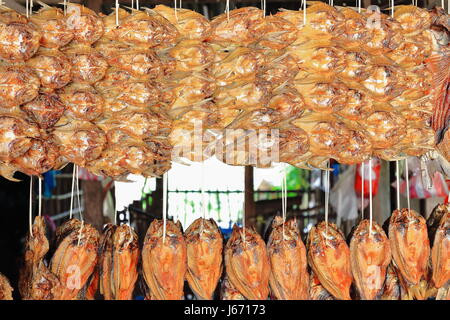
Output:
[{"xmin": 244, "ymin": 166, "xmax": 256, "ymax": 228}]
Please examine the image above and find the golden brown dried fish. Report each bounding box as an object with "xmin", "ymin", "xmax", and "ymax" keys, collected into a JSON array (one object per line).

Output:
[
  {"xmin": 185, "ymin": 218, "xmax": 223, "ymax": 300},
  {"xmin": 0, "ymin": 273, "xmax": 13, "ymax": 300},
  {"xmin": 50, "ymin": 219, "xmax": 100, "ymax": 300},
  {"xmin": 307, "ymin": 221, "xmax": 352, "ymax": 300},
  {"xmin": 389, "ymin": 209, "xmax": 430, "ymax": 286},
  {"xmin": 267, "ymin": 217, "xmax": 309, "ymax": 300},
  {"xmin": 98, "ymin": 224, "xmax": 116, "ymax": 300},
  {"xmin": 431, "ymin": 211, "xmax": 449, "ymax": 289},
  {"xmin": 224, "ymin": 224, "xmax": 270, "ymax": 300},
  {"xmin": 380, "ymin": 264, "xmax": 401, "ymax": 300},
  {"xmin": 309, "ymin": 272, "xmax": 335, "ymax": 300},
  {"xmin": 19, "ymin": 216, "xmax": 63, "ymax": 300},
  {"xmin": 220, "ymin": 275, "xmax": 246, "ymax": 300},
  {"xmin": 111, "ymin": 225, "xmax": 139, "ymax": 300},
  {"xmin": 350, "ymin": 220, "xmax": 391, "ymax": 300},
  {"xmin": 427, "ymin": 203, "xmax": 449, "ymax": 243},
  {"xmin": 142, "ymin": 219, "xmax": 187, "ymax": 300}
]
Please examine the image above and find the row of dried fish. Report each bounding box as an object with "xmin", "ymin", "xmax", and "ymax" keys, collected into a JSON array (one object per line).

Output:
[
  {"xmin": 2, "ymin": 202, "xmax": 448, "ymax": 300},
  {"xmin": 0, "ymin": 3, "xmax": 447, "ymax": 179}
]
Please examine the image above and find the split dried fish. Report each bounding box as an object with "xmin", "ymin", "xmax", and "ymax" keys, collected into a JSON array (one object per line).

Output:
[
  {"xmin": 431, "ymin": 210, "xmax": 449, "ymax": 289},
  {"xmin": 224, "ymin": 225, "xmax": 270, "ymax": 300},
  {"xmin": 307, "ymin": 221, "xmax": 352, "ymax": 300},
  {"xmin": 0, "ymin": 273, "xmax": 13, "ymax": 300},
  {"xmin": 309, "ymin": 272, "xmax": 335, "ymax": 300},
  {"xmin": 267, "ymin": 217, "xmax": 309, "ymax": 300},
  {"xmin": 350, "ymin": 220, "xmax": 391, "ymax": 300},
  {"xmin": 220, "ymin": 275, "xmax": 246, "ymax": 300},
  {"xmin": 185, "ymin": 218, "xmax": 223, "ymax": 300},
  {"xmin": 98, "ymin": 224, "xmax": 116, "ymax": 300},
  {"xmin": 19, "ymin": 216, "xmax": 63, "ymax": 300},
  {"xmin": 389, "ymin": 209, "xmax": 430, "ymax": 286},
  {"xmin": 142, "ymin": 219, "xmax": 187, "ymax": 300},
  {"xmin": 50, "ymin": 219, "xmax": 100, "ymax": 300}
]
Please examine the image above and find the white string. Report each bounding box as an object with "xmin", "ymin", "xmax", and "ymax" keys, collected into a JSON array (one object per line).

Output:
[
  {"xmin": 369, "ymin": 159, "xmax": 373, "ymax": 234},
  {"xmin": 30, "ymin": 0, "xmax": 33, "ymax": 17},
  {"xmin": 136, "ymin": 0, "xmax": 139, "ymax": 10},
  {"xmin": 69, "ymin": 165, "xmax": 76, "ymax": 219},
  {"xmin": 75, "ymin": 165, "xmax": 83, "ymax": 222},
  {"xmin": 29, "ymin": 176, "xmax": 33, "ymax": 237},
  {"xmin": 115, "ymin": 0, "xmax": 119, "ymax": 26},
  {"xmin": 64, "ymin": 0, "xmax": 67, "ymax": 15},
  {"xmin": 26, "ymin": 0, "xmax": 29, "ymax": 18},
  {"xmin": 324, "ymin": 161, "xmax": 330, "ymax": 236},
  {"xmin": 361, "ymin": 162, "xmax": 364, "ymax": 220},
  {"xmin": 405, "ymin": 159, "xmax": 411, "ymax": 214},
  {"xmin": 225, "ymin": 0, "xmax": 230, "ymax": 21},
  {"xmin": 390, "ymin": 0, "xmax": 394, "ymax": 18},
  {"xmin": 396, "ymin": 160, "xmax": 400, "ymax": 210},
  {"xmin": 358, "ymin": 0, "xmax": 361, "ymax": 13},
  {"xmin": 281, "ymin": 166, "xmax": 287, "ymax": 239},
  {"xmin": 442, "ymin": 0, "xmax": 445, "ymax": 10},
  {"xmin": 448, "ymin": 0, "xmax": 449, "ymax": 15},
  {"xmin": 131, "ymin": 0, "xmax": 134, "ymax": 10},
  {"xmin": 162, "ymin": 172, "xmax": 168, "ymax": 244},
  {"xmin": 38, "ymin": 177, "xmax": 42, "ymax": 217},
  {"xmin": 303, "ymin": 0, "xmax": 307, "ymax": 26}
]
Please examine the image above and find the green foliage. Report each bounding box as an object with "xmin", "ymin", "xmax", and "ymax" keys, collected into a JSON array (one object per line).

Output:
[{"xmin": 271, "ymin": 165, "xmax": 310, "ymax": 193}]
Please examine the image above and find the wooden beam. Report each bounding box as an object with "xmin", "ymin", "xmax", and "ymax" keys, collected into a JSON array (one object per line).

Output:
[{"xmin": 244, "ymin": 166, "xmax": 256, "ymax": 228}]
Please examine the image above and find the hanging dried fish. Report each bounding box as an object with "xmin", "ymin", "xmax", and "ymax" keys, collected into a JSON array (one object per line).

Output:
[
  {"xmin": 307, "ymin": 221, "xmax": 352, "ymax": 300},
  {"xmin": 309, "ymin": 272, "xmax": 335, "ymax": 300},
  {"xmin": 185, "ymin": 218, "xmax": 223, "ymax": 300},
  {"xmin": 50, "ymin": 219, "xmax": 100, "ymax": 300},
  {"xmin": 220, "ymin": 275, "xmax": 246, "ymax": 300},
  {"xmin": 380, "ymin": 264, "xmax": 401, "ymax": 300},
  {"xmin": 350, "ymin": 220, "xmax": 391, "ymax": 300},
  {"xmin": 389, "ymin": 209, "xmax": 430, "ymax": 286},
  {"xmin": 142, "ymin": 220, "xmax": 187, "ymax": 300},
  {"xmin": 267, "ymin": 217, "xmax": 309, "ymax": 300},
  {"xmin": 431, "ymin": 211, "xmax": 449, "ymax": 289},
  {"xmin": 19, "ymin": 216, "xmax": 63, "ymax": 300},
  {"xmin": 98, "ymin": 224, "xmax": 116, "ymax": 300},
  {"xmin": 0, "ymin": 273, "xmax": 12, "ymax": 300},
  {"xmin": 110, "ymin": 225, "xmax": 139, "ymax": 300},
  {"xmin": 224, "ymin": 224, "xmax": 270, "ymax": 300}
]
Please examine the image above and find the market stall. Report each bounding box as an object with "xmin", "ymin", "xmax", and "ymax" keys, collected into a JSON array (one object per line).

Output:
[{"xmin": 0, "ymin": 0, "xmax": 448, "ymax": 301}]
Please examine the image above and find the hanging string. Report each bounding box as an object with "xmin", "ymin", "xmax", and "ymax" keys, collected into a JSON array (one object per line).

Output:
[
  {"xmin": 369, "ymin": 158, "xmax": 373, "ymax": 234},
  {"xmin": 361, "ymin": 162, "xmax": 364, "ymax": 220},
  {"xmin": 69, "ymin": 164, "xmax": 76, "ymax": 219},
  {"xmin": 114, "ymin": 182, "xmax": 117, "ymax": 225},
  {"xmin": 38, "ymin": 177, "xmax": 42, "ymax": 217},
  {"xmin": 115, "ymin": 0, "xmax": 119, "ymax": 26},
  {"xmin": 136, "ymin": 0, "xmax": 139, "ymax": 10},
  {"xmin": 358, "ymin": 0, "xmax": 361, "ymax": 13},
  {"xmin": 303, "ymin": 0, "xmax": 306, "ymax": 25},
  {"xmin": 281, "ymin": 166, "xmax": 287, "ymax": 239},
  {"xmin": 162, "ymin": 172, "xmax": 168, "ymax": 244},
  {"xmin": 225, "ymin": 0, "xmax": 230, "ymax": 21},
  {"xmin": 174, "ymin": 0, "xmax": 178, "ymax": 23},
  {"xmin": 26, "ymin": 0, "xmax": 29, "ymax": 18},
  {"xmin": 30, "ymin": 0, "xmax": 33, "ymax": 16},
  {"xmin": 324, "ymin": 161, "xmax": 330, "ymax": 237},
  {"xmin": 405, "ymin": 158, "xmax": 411, "ymax": 214},
  {"xmin": 29, "ymin": 176, "xmax": 33, "ymax": 237},
  {"xmin": 64, "ymin": 0, "xmax": 67, "ymax": 15},
  {"xmin": 131, "ymin": 0, "xmax": 134, "ymax": 10},
  {"xmin": 396, "ymin": 160, "xmax": 400, "ymax": 211},
  {"xmin": 75, "ymin": 165, "xmax": 83, "ymax": 222},
  {"xmin": 390, "ymin": 0, "xmax": 394, "ymax": 18},
  {"xmin": 262, "ymin": 0, "xmax": 266, "ymax": 17},
  {"xmin": 442, "ymin": 0, "xmax": 445, "ymax": 10}
]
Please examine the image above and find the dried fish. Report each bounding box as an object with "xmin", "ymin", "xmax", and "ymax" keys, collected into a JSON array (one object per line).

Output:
[
  {"xmin": 431, "ymin": 210, "xmax": 449, "ymax": 289},
  {"xmin": 389, "ymin": 209, "xmax": 430, "ymax": 286},
  {"xmin": 142, "ymin": 219, "xmax": 187, "ymax": 300},
  {"xmin": 0, "ymin": 273, "xmax": 13, "ymax": 300},
  {"xmin": 224, "ymin": 224, "xmax": 270, "ymax": 300},
  {"xmin": 267, "ymin": 217, "xmax": 309, "ymax": 300},
  {"xmin": 98, "ymin": 224, "xmax": 116, "ymax": 300},
  {"xmin": 380, "ymin": 264, "xmax": 401, "ymax": 300},
  {"xmin": 307, "ymin": 221, "xmax": 352, "ymax": 300},
  {"xmin": 50, "ymin": 219, "xmax": 100, "ymax": 300},
  {"xmin": 185, "ymin": 218, "xmax": 223, "ymax": 300},
  {"xmin": 309, "ymin": 272, "xmax": 335, "ymax": 300},
  {"xmin": 220, "ymin": 275, "xmax": 246, "ymax": 300},
  {"xmin": 111, "ymin": 225, "xmax": 139, "ymax": 300},
  {"xmin": 19, "ymin": 216, "xmax": 63, "ymax": 300},
  {"xmin": 350, "ymin": 220, "xmax": 391, "ymax": 300}
]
